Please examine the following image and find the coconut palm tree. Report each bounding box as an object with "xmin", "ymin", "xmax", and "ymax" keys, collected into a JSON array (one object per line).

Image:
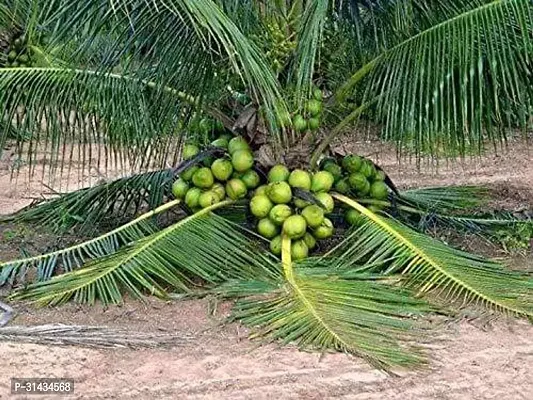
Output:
[{"xmin": 0, "ymin": 0, "xmax": 532, "ymax": 370}]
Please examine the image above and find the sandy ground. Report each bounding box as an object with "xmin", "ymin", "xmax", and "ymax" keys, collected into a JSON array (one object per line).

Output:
[{"xmin": 0, "ymin": 137, "xmax": 532, "ymax": 399}]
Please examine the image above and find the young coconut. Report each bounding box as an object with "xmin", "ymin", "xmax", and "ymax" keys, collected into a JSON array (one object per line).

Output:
[
  {"xmin": 311, "ymin": 171, "xmax": 335, "ymax": 193},
  {"xmin": 303, "ymin": 232, "xmax": 317, "ymax": 250},
  {"xmin": 225, "ymin": 179, "xmax": 248, "ymax": 200},
  {"xmin": 228, "ymin": 136, "xmax": 250, "ymax": 154},
  {"xmin": 257, "ymin": 218, "xmax": 280, "ymax": 239},
  {"xmin": 241, "ymin": 170, "xmax": 261, "ymax": 189},
  {"xmin": 172, "ymin": 179, "xmax": 189, "ymax": 199},
  {"xmin": 314, "ymin": 192, "xmax": 335, "ymax": 214},
  {"xmin": 211, "ymin": 158, "xmax": 233, "ymax": 181},
  {"xmin": 250, "ymin": 195, "xmax": 274, "ymax": 219},
  {"xmin": 291, "ymin": 239, "xmax": 309, "ymax": 260},
  {"xmin": 182, "ymin": 143, "xmax": 200, "ymax": 160},
  {"xmin": 270, "ymin": 235, "xmax": 282, "ymax": 256},
  {"xmin": 211, "ymin": 183, "xmax": 226, "ymax": 200},
  {"xmin": 269, "ymin": 204, "xmax": 293, "ymax": 225},
  {"xmin": 198, "ymin": 191, "xmax": 220, "ymax": 208},
  {"xmin": 185, "ymin": 187, "xmax": 202, "ymax": 209},
  {"xmin": 192, "ymin": 167, "xmax": 215, "ymax": 189},
  {"xmin": 232, "ymin": 150, "xmax": 254, "ymax": 172},
  {"xmin": 288, "ymin": 169, "xmax": 312, "ymax": 190},
  {"xmin": 301, "ymin": 205, "xmax": 325, "ymax": 228},
  {"xmin": 268, "ymin": 164, "xmax": 290, "ymax": 182},
  {"xmin": 313, "ymin": 218, "xmax": 334, "ymax": 239},
  {"xmin": 283, "ymin": 215, "xmax": 307, "ymax": 239},
  {"xmin": 267, "ymin": 181, "xmax": 292, "ymax": 204}
]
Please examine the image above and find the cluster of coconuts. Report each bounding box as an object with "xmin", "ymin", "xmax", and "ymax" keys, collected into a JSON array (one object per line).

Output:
[
  {"xmin": 279, "ymin": 87, "xmax": 324, "ymax": 134},
  {"xmin": 249, "ymin": 165, "xmax": 336, "ymax": 261},
  {"xmin": 4, "ymin": 34, "xmax": 33, "ymax": 68},
  {"xmin": 260, "ymin": 20, "xmax": 297, "ymax": 73},
  {"xmin": 172, "ymin": 135, "xmax": 260, "ymax": 213},
  {"xmin": 320, "ymin": 155, "xmax": 390, "ymax": 227}
]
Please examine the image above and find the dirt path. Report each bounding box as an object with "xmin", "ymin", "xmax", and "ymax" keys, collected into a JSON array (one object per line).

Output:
[{"xmin": 1, "ymin": 138, "xmax": 532, "ymax": 399}]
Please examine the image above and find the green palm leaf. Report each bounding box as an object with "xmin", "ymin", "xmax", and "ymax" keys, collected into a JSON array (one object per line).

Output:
[
  {"xmin": 231, "ymin": 235, "xmax": 432, "ymax": 371},
  {"xmin": 334, "ymin": 0, "xmax": 533, "ymax": 156},
  {"xmin": 10, "ymin": 203, "xmax": 279, "ymax": 306},
  {"xmin": 0, "ymin": 199, "xmax": 179, "ymax": 287},
  {"xmin": 333, "ymin": 194, "xmax": 533, "ymax": 318},
  {"xmin": 2, "ymin": 168, "xmax": 175, "ymax": 233}
]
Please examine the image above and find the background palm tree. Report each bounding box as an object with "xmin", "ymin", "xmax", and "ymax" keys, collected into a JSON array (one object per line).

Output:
[{"xmin": 0, "ymin": 0, "xmax": 532, "ymax": 370}]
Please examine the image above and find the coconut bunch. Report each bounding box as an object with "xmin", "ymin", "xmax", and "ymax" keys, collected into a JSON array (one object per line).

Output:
[
  {"xmin": 320, "ymin": 155, "xmax": 391, "ymax": 227},
  {"xmin": 172, "ymin": 135, "xmax": 261, "ymax": 213},
  {"xmin": 4, "ymin": 34, "xmax": 33, "ymax": 68},
  {"xmin": 171, "ymin": 133, "xmax": 394, "ymax": 260},
  {"xmin": 249, "ymin": 165, "xmax": 336, "ymax": 260},
  {"xmin": 287, "ymin": 87, "xmax": 324, "ymax": 134}
]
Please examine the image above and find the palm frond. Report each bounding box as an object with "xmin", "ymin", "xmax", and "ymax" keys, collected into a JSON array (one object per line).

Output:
[
  {"xmin": 399, "ymin": 186, "xmax": 490, "ymax": 211},
  {"xmin": 0, "ymin": 199, "xmax": 179, "ymax": 287},
  {"xmin": 333, "ymin": 194, "xmax": 533, "ymax": 318},
  {"xmin": 230, "ymin": 235, "xmax": 432, "ymax": 371},
  {"xmin": 10, "ymin": 204, "xmax": 280, "ymax": 306},
  {"xmin": 335, "ymin": 0, "xmax": 533, "ymax": 157},
  {"xmin": 2, "ymin": 168, "xmax": 175, "ymax": 233}
]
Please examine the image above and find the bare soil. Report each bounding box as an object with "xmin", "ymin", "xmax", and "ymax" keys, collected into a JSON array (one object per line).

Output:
[{"xmin": 1, "ymin": 137, "xmax": 532, "ymax": 400}]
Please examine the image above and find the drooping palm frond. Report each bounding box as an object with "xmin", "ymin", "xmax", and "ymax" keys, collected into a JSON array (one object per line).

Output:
[
  {"xmin": 0, "ymin": 199, "xmax": 179, "ymax": 287},
  {"xmin": 0, "ymin": 0, "xmax": 288, "ymax": 180},
  {"xmin": 230, "ymin": 235, "xmax": 432, "ymax": 371},
  {"xmin": 10, "ymin": 204, "xmax": 280, "ymax": 306},
  {"xmin": 2, "ymin": 168, "xmax": 175, "ymax": 233},
  {"xmin": 334, "ymin": 0, "xmax": 533, "ymax": 157},
  {"xmin": 399, "ymin": 186, "xmax": 490, "ymax": 211},
  {"xmin": 333, "ymin": 194, "xmax": 533, "ymax": 318}
]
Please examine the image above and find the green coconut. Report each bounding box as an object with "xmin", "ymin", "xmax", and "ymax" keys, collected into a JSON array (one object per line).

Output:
[
  {"xmin": 345, "ymin": 209, "xmax": 364, "ymax": 226},
  {"xmin": 185, "ymin": 187, "xmax": 202, "ymax": 209},
  {"xmin": 311, "ymin": 171, "xmax": 335, "ymax": 193},
  {"xmin": 232, "ymin": 150, "xmax": 254, "ymax": 172},
  {"xmin": 312, "ymin": 88, "xmax": 323, "ymax": 101},
  {"xmin": 180, "ymin": 165, "xmax": 199, "ymax": 181},
  {"xmin": 359, "ymin": 160, "xmax": 376, "ymax": 178},
  {"xmin": 283, "ymin": 215, "xmax": 307, "ymax": 239},
  {"xmin": 308, "ymin": 117, "xmax": 320, "ymax": 131},
  {"xmin": 313, "ymin": 218, "xmax": 334, "ymax": 239},
  {"xmin": 211, "ymin": 158, "xmax": 233, "ymax": 181},
  {"xmin": 198, "ymin": 191, "xmax": 220, "ymax": 208},
  {"xmin": 288, "ymin": 169, "xmax": 312, "ymax": 190},
  {"xmin": 254, "ymin": 185, "xmax": 268, "ymax": 196},
  {"xmin": 257, "ymin": 218, "xmax": 280, "ymax": 239},
  {"xmin": 294, "ymin": 198, "xmax": 311, "ymax": 209},
  {"xmin": 250, "ymin": 195, "xmax": 274, "ymax": 218},
  {"xmin": 342, "ymin": 155, "xmax": 363, "ymax": 173},
  {"xmin": 211, "ymin": 183, "xmax": 226, "ymax": 200},
  {"xmin": 301, "ymin": 205, "xmax": 325, "ymax": 228},
  {"xmin": 374, "ymin": 169, "xmax": 386, "ymax": 182},
  {"xmin": 228, "ymin": 136, "xmax": 250, "ymax": 154},
  {"xmin": 370, "ymin": 181, "xmax": 389, "ymax": 200},
  {"xmin": 293, "ymin": 114, "xmax": 307, "ymax": 132},
  {"xmin": 182, "ymin": 143, "xmax": 200, "ymax": 160},
  {"xmin": 348, "ymin": 173, "xmax": 369, "ymax": 192},
  {"xmin": 192, "ymin": 167, "xmax": 215, "ymax": 189},
  {"xmin": 268, "ymin": 164, "xmax": 290, "ymax": 182},
  {"xmin": 334, "ymin": 178, "xmax": 351, "ymax": 194},
  {"xmin": 270, "ymin": 235, "xmax": 283, "ymax": 256},
  {"xmin": 315, "ymin": 192, "xmax": 335, "ymax": 213},
  {"xmin": 269, "ymin": 204, "xmax": 293, "ymax": 225},
  {"xmin": 267, "ymin": 181, "xmax": 292, "ymax": 204},
  {"xmin": 241, "ymin": 170, "xmax": 261, "ymax": 189},
  {"xmin": 172, "ymin": 179, "xmax": 189, "ymax": 199},
  {"xmin": 303, "ymin": 232, "xmax": 317, "ymax": 250},
  {"xmin": 306, "ymin": 99, "xmax": 322, "ymax": 117},
  {"xmin": 225, "ymin": 179, "xmax": 248, "ymax": 200},
  {"xmin": 322, "ymin": 163, "xmax": 342, "ymax": 182},
  {"xmin": 291, "ymin": 239, "xmax": 309, "ymax": 260}
]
